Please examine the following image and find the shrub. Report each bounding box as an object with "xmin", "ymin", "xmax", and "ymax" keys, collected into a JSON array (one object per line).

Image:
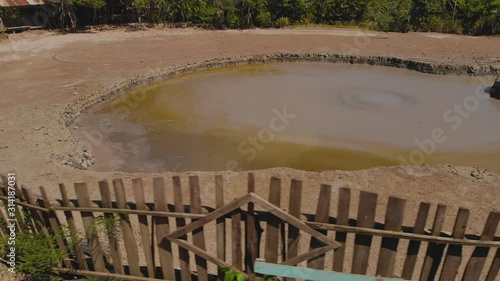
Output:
[
  {"xmin": 0, "ymin": 231, "xmax": 69, "ymax": 281},
  {"xmin": 222, "ymin": 267, "xmax": 245, "ymax": 281},
  {"xmin": 257, "ymin": 10, "xmax": 273, "ymax": 27},
  {"xmin": 276, "ymin": 17, "xmax": 291, "ymax": 27}
]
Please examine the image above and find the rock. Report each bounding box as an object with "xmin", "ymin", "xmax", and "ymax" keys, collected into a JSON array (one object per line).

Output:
[
  {"xmin": 83, "ymin": 151, "xmax": 92, "ymax": 159},
  {"xmin": 471, "ymin": 171, "xmax": 484, "ymax": 180},
  {"xmin": 490, "ymin": 76, "xmax": 500, "ymax": 99},
  {"xmin": 471, "ymin": 168, "xmax": 485, "ymax": 180},
  {"xmin": 81, "ymin": 159, "xmax": 88, "ymax": 169}
]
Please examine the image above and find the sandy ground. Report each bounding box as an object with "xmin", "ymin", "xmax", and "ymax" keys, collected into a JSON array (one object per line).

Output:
[{"xmin": 0, "ymin": 26, "xmax": 500, "ymax": 280}]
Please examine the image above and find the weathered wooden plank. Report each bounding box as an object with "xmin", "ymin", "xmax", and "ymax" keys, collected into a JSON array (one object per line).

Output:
[
  {"xmin": 168, "ymin": 237, "xmax": 236, "ymax": 272},
  {"xmin": 34, "ymin": 186, "xmax": 53, "ymax": 232},
  {"xmin": 39, "ymin": 186, "xmax": 72, "ymax": 268},
  {"xmin": 21, "ymin": 186, "xmax": 47, "ymax": 234},
  {"xmin": 189, "ymin": 176, "xmax": 209, "ymax": 281},
  {"xmin": 0, "ymin": 195, "xmax": 48, "ymax": 213},
  {"xmin": 251, "ymin": 194, "xmax": 341, "ymax": 249},
  {"xmin": 306, "ymin": 222, "xmax": 500, "ymax": 247},
  {"xmin": 215, "ymin": 174, "xmax": 226, "ymax": 278},
  {"xmin": 287, "ymin": 179, "xmax": 302, "ymax": 263},
  {"xmin": 153, "ymin": 177, "xmax": 175, "ymax": 280},
  {"xmin": 98, "ymin": 180, "xmax": 123, "ymax": 274},
  {"xmin": 283, "ymin": 245, "xmax": 336, "ymax": 266},
  {"xmin": 172, "ymin": 176, "xmax": 191, "ymax": 281},
  {"xmin": 232, "ymin": 209, "xmax": 243, "ymax": 270},
  {"xmin": 55, "ymin": 267, "xmax": 169, "ymax": 281},
  {"xmin": 245, "ymin": 173, "xmax": 259, "ymax": 273},
  {"xmin": 59, "ymin": 183, "xmax": 87, "ymax": 270},
  {"xmin": 307, "ymin": 184, "xmax": 332, "ymax": 270},
  {"xmin": 50, "ymin": 206, "xmax": 204, "ymax": 218},
  {"xmin": 419, "ymin": 204, "xmax": 447, "ymax": 281},
  {"xmin": 462, "ymin": 211, "xmax": 500, "ymax": 281},
  {"xmin": 351, "ymin": 191, "xmax": 378, "ymax": 275},
  {"xmin": 169, "ymin": 194, "xmax": 252, "ymax": 239},
  {"xmin": 333, "ymin": 187, "xmax": 351, "ymax": 272},
  {"xmin": 265, "ymin": 177, "xmax": 281, "ymax": 264},
  {"xmin": 11, "ymin": 179, "xmax": 29, "ymax": 232},
  {"xmin": 401, "ymin": 202, "xmax": 431, "ymax": 280},
  {"xmin": 0, "ymin": 175, "xmax": 27, "ymax": 232},
  {"xmin": 112, "ymin": 179, "xmax": 141, "ymax": 276},
  {"xmin": 439, "ymin": 208, "xmax": 470, "ymax": 281},
  {"xmin": 132, "ymin": 178, "xmax": 155, "ymax": 278},
  {"xmin": 485, "ymin": 248, "xmax": 500, "ymax": 281},
  {"xmin": 74, "ymin": 182, "xmax": 106, "ymax": 272},
  {"xmin": 376, "ymin": 196, "xmax": 407, "ymax": 277}
]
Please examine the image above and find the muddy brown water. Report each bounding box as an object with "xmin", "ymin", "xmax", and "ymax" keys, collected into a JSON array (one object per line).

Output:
[{"xmin": 72, "ymin": 63, "xmax": 500, "ymax": 173}]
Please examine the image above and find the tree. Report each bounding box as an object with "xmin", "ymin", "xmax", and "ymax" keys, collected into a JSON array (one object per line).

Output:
[
  {"xmin": 367, "ymin": 0, "xmax": 411, "ymax": 32},
  {"xmin": 454, "ymin": 0, "xmax": 500, "ymax": 34},
  {"xmin": 410, "ymin": 0, "xmax": 447, "ymax": 31}
]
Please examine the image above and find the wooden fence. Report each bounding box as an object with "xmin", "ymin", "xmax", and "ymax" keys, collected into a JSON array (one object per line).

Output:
[{"xmin": 0, "ymin": 174, "xmax": 499, "ymax": 281}]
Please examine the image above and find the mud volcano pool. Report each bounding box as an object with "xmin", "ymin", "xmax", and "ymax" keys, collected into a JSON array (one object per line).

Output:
[{"xmin": 72, "ymin": 63, "xmax": 500, "ymax": 173}]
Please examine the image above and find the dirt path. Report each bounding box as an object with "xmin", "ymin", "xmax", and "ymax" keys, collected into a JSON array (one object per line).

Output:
[{"xmin": 0, "ymin": 29, "xmax": 499, "ymax": 270}]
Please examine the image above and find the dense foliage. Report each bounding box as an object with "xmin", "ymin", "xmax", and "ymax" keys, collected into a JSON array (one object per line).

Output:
[{"xmin": 1, "ymin": 0, "xmax": 499, "ymax": 35}]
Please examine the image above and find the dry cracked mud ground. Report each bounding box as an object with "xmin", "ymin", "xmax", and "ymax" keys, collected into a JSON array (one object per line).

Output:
[{"xmin": 0, "ymin": 26, "xmax": 499, "ymax": 280}]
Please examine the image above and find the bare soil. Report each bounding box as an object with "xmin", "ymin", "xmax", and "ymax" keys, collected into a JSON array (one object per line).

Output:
[{"xmin": 0, "ymin": 26, "xmax": 499, "ymax": 280}]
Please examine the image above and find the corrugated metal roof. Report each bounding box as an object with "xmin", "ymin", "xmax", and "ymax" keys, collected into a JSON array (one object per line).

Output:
[{"xmin": 0, "ymin": 0, "xmax": 51, "ymax": 7}]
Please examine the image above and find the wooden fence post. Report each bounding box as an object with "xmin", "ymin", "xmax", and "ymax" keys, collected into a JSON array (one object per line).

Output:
[
  {"xmin": 419, "ymin": 204, "xmax": 447, "ymax": 281},
  {"xmin": 439, "ymin": 207, "xmax": 470, "ymax": 281},
  {"xmin": 173, "ymin": 176, "xmax": 192, "ymax": 281},
  {"xmin": 287, "ymin": 179, "xmax": 303, "ymax": 271},
  {"xmin": 113, "ymin": 179, "xmax": 141, "ymax": 276},
  {"xmin": 59, "ymin": 183, "xmax": 87, "ymax": 270},
  {"xmin": 376, "ymin": 196, "xmax": 407, "ymax": 277},
  {"xmin": 307, "ymin": 184, "xmax": 332, "ymax": 270},
  {"xmin": 462, "ymin": 211, "xmax": 500, "ymax": 281},
  {"xmin": 401, "ymin": 202, "xmax": 430, "ymax": 280},
  {"xmin": 153, "ymin": 177, "xmax": 175, "ymax": 280},
  {"xmin": 265, "ymin": 177, "xmax": 281, "ymax": 264},
  {"xmin": 74, "ymin": 182, "xmax": 106, "ymax": 272},
  {"xmin": 98, "ymin": 180, "xmax": 123, "ymax": 274},
  {"xmin": 333, "ymin": 187, "xmax": 350, "ymax": 272},
  {"xmin": 246, "ymin": 173, "xmax": 259, "ymax": 274},
  {"xmin": 189, "ymin": 176, "xmax": 209, "ymax": 281},
  {"xmin": 351, "ymin": 191, "xmax": 378, "ymax": 275},
  {"xmin": 39, "ymin": 186, "xmax": 72, "ymax": 268},
  {"xmin": 132, "ymin": 178, "xmax": 156, "ymax": 277},
  {"xmin": 215, "ymin": 174, "xmax": 226, "ymax": 279}
]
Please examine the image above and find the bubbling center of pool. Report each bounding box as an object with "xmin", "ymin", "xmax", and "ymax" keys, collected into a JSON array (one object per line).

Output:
[{"xmin": 339, "ymin": 89, "xmax": 417, "ymax": 111}]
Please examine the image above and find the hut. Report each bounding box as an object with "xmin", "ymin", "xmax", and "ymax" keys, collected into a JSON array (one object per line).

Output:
[{"xmin": 0, "ymin": 0, "xmax": 56, "ymax": 32}]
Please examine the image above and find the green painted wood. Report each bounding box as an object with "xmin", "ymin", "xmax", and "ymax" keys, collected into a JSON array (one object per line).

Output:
[{"xmin": 254, "ymin": 261, "xmax": 405, "ymax": 281}]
